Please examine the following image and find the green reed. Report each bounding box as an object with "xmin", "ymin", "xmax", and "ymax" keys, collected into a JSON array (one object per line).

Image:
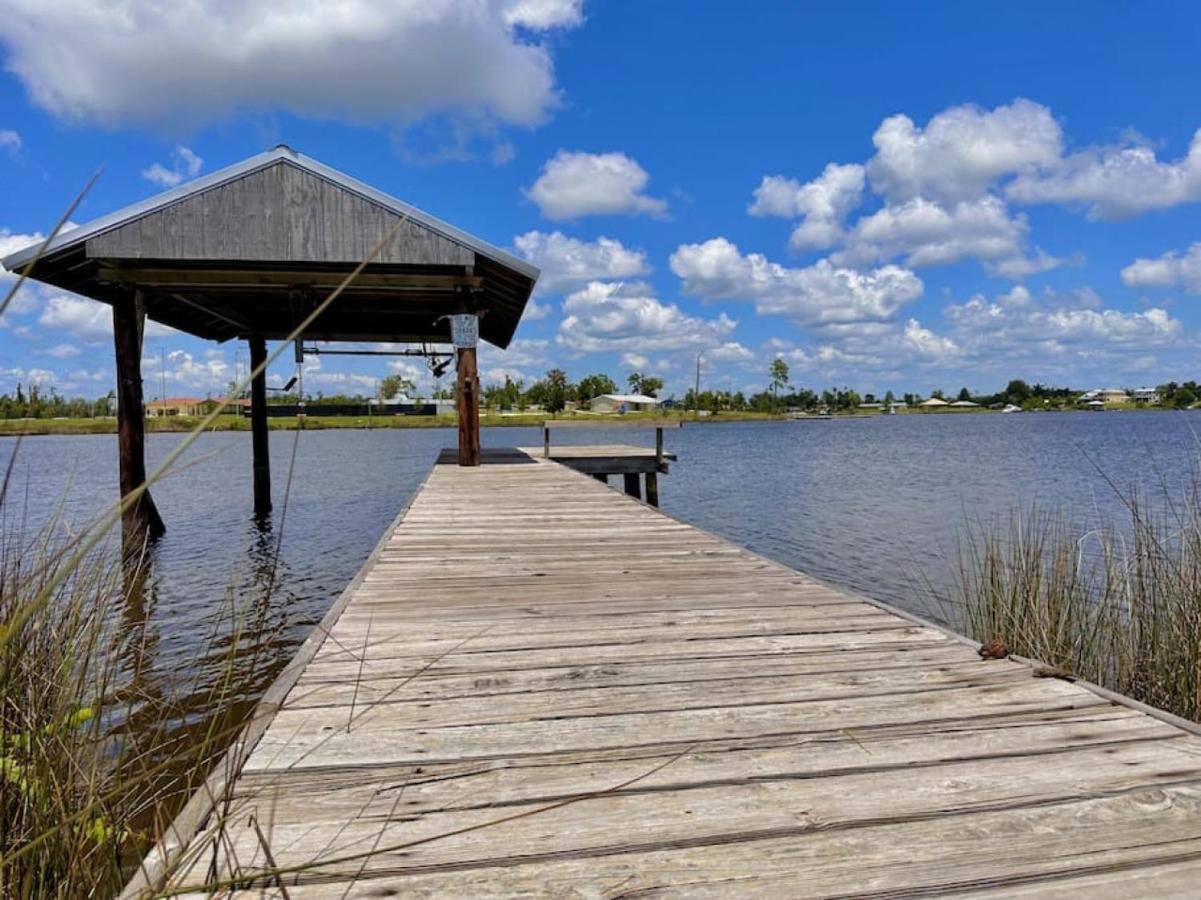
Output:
[{"xmin": 947, "ymin": 490, "xmax": 1201, "ymax": 723}]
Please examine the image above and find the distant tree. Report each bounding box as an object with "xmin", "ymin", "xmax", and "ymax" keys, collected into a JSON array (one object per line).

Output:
[
  {"xmin": 770, "ymin": 358, "xmax": 790, "ymax": 392},
  {"xmin": 541, "ymin": 368, "xmax": 571, "ymax": 413},
  {"xmin": 637, "ymin": 375, "xmax": 663, "ymax": 398},
  {"xmin": 1173, "ymin": 386, "xmax": 1196, "ymax": 409},
  {"xmin": 483, "ymin": 376, "xmax": 524, "ymax": 410},
  {"xmin": 883, "ymin": 390, "xmax": 896, "ymax": 408},
  {"xmin": 770, "ymin": 358, "xmax": 790, "ymax": 410},
  {"xmin": 957, "ymin": 386, "xmax": 972, "ymax": 402},
  {"xmin": 577, "ymin": 373, "xmax": 617, "ymax": 403},
  {"xmin": 1005, "ymin": 379, "xmax": 1032, "ymax": 405},
  {"xmin": 930, "ymin": 389, "xmax": 945, "ymax": 400},
  {"xmin": 378, "ymin": 374, "xmax": 412, "ymax": 401}
]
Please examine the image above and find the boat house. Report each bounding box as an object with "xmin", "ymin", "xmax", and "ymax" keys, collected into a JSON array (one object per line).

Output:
[{"xmin": 2, "ymin": 146, "xmax": 539, "ymax": 537}]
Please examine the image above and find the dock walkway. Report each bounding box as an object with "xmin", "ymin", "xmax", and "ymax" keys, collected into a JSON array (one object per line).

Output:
[{"xmin": 142, "ymin": 449, "xmax": 1201, "ymax": 896}]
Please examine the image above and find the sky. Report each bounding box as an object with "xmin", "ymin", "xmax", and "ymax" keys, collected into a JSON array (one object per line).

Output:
[{"xmin": 2, "ymin": 0, "xmax": 1201, "ymax": 402}]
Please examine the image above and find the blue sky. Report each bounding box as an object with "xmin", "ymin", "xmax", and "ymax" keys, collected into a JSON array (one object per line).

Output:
[{"xmin": 3, "ymin": 0, "xmax": 1201, "ymax": 401}]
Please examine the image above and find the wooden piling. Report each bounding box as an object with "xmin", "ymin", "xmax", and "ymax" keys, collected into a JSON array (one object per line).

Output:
[
  {"xmin": 249, "ymin": 335, "xmax": 271, "ymax": 514},
  {"xmin": 112, "ymin": 293, "xmax": 165, "ymax": 540},
  {"xmin": 645, "ymin": 470, "xmax": 659, "ymax": 506},
  {"xmin": 623, "ymin": 472, "xmax": 642, "ymax": 500},
  {"xmin": 456, "ymin": 345, "xmax": 481, "ymax": 466}
]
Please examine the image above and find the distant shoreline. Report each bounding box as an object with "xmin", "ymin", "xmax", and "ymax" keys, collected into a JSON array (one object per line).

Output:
[{"xmin": 0, "ymin": 406, "xmax": 1188, "ymax": 436}]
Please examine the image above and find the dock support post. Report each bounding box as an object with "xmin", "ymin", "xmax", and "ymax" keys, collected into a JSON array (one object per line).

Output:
[
  {"xmin": 113, "ymin": 292, "xmax": 165, "ymax": 541},
  {"xmin": 454, "ymin": 313, "xmax": 481, "ymax": 467},
  {"xmin": 593, "ymin": 473, "xmax": 608, "ymax": 484},
  {"xmin": 249, "ymin": 335, "xmax": 271, "ymax": 515},
  {"xmin": 623, "ymin": 473, "xmax": 642, "ymax": 500},
  {"xmin": 645, "ymin": 471, "xmax": 659, "ymax": 507}
]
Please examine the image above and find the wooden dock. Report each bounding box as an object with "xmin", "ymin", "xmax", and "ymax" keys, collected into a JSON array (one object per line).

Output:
[{"xmin": 133, "ymin": 448, "xmax": 1201, "ymax": 897}]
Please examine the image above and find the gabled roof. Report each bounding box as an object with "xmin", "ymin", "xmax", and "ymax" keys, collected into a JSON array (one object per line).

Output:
[
  {"xmin": 2, "ymin": 145, "xmax": 538, "ymax": 279},
  {"xmin": 595, "ymin": 394, "xmax": 660, "ymax": 404},
  {"xmin": 3, "ymin": 146, "xmax": 539, "ymax": 348}
]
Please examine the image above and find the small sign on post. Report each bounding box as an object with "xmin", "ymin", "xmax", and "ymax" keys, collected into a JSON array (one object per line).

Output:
[{"xmin": 450, "ymin": 314, "xmax": 479, "ymax": 349}]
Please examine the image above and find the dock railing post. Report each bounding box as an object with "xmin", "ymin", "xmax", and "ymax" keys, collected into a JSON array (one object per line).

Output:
[
  {"xmin": 655, "ymin": 426, "xmax": 664, "ymax": 467},
  {"xmin": 543, "ymin": 423, "xmax": 550, "ymax": 458}
]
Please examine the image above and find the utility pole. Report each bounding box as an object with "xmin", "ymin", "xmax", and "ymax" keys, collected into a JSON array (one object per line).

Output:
[
  {"xmin": 693, "ymin": 352, "xmax": 702, "ymax": 419},
  {"xmin": 160, "ymin": 347, "xmax": 167, "ymax": 405}
]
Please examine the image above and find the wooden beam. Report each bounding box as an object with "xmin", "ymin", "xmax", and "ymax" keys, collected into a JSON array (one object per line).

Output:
[
  {"xmin": 169, "ymin": 292, "xmax": 254, "ymax": 332},
  {"xmin": 249, "ymin": 336, "xmax": 271, "ymax": 515},
  {"xmin": 112, "ymin": 293, "xmax": 165, "ymax": 541},
  {"xmin": 456, "ymin": 345, "xmax": 481, "ymax": 467},
  {"xmin": 542, "ymin": 419, "xmax": 682, "ymax": 429},
  {"xmin": 98, "ymin": 267, "xmax": 484, "ymax": 290}
]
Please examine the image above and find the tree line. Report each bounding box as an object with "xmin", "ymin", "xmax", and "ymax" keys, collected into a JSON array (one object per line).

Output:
[
  {"xmin": 0, "ymin": 383, "xmax": 113, "ymax": 420},
  {"xmin": 5, "ymin": 367, "xmax": 1200, "ymax": 421},
  {"xmin": 481, "ymin": 370, "xmax": 665, "ymax": 414}
]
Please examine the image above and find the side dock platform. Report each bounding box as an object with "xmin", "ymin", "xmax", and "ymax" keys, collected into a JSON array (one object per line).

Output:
[{"xmin": 130, "ymin": 448, "xmax": 1201, "ymax": 897}]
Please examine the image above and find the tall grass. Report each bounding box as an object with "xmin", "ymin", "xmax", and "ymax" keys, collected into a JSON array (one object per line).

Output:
[
  {"xmin": 0, "ymin": 483, "xmax": 271, "ymax": 897},
  {"xmin": 948, "ymin": 488, "xmax": 1201, "ymax": 723}
]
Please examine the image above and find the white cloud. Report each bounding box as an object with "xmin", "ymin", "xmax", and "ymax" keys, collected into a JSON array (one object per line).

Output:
[
  {"xmin": 502, "ymin": 0, "xmax": 583, "ymax": 29},
  {"xmin": 984, "ymin": 248, "xmax": 1068, "ymax": 280},
  {"xmin": 705, "ymin": 341, "xmax": 754, "ymax": 364},
  {"xmin": 0, "ymin": 130, "xmax": 20, "ymax": 154},
  {"xmin": 833, "ymin": 195, "xmax": 1029, "ymax": 268},
  {"xmin": 152, "ymin": 348, "xmax": 230, "ymax": 392},
  {"xmin": 0, "ymin": 1, "xmax": 580, "ymax": 130},
  {"xmin": 557, "ymin": 281, "xmax": 736, "ymax": 353},
  {"xmin": 901, "ymin": 318, "xmax": 960, "ymax": 363},
  {"xmin": 1008, "ymin": 129, "xmax": 1201, "ymax": 219},
  {"xmin": 525, "ymin": 151, "xmax": 667, "ymax": 220},
  {"xmin": 514, "ymin": 230, "xmax": 649, "ymax": 293},
  {"xmin": 142, "ymin": 145, "xmax": 203, "ymax": 188},
  {"xmin": 670, "ymin": 237, "xmax": 923, "ymax": 328},
  {"xmin": 620, "ymin": 352, "xmax": 648, "ymax": 369},
  {"xmin": 38, "ymin": 294, "xmax": 174, "ymax": 342},
  {"xmin": 1, "ymin": 228, "xmax": 46, "ymax": 314},
  {"xmin": 1121, "ymin": 242, "xmax": 1201, "ymax": 294},
  {"xmin": 748, "ymin": 163, "xmax": 865, "ymax": 250},
  {"xmin": 45, "ymin": 342, "xmax": 80, "ymax": 358},
  {"xmin": 749, "ymin": 101, "xmax": 1081, "ymax": 276},
  {"xmin": 867, "ymin": 99, "xmax": 1062, "ymax": 205},
  {"xmin": 945, "ymin": 285, "xmax": 1181, "ymax": 349}
]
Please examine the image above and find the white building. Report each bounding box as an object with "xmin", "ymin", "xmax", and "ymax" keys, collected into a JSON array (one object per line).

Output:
[
  {"xmin": 1078, "ymin": 388, "xmax": 1129, "ymax": 405},
  {"xmin": 590, "ymin": 393, "xmax": 660, "ymax": 414},
  {"xmin": 1132, "ymin": 387, "xmax": 1161, "ymax": 403}
]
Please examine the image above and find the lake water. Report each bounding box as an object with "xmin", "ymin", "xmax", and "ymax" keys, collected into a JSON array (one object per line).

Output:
[{"xmin": 3, "ymin": 412, "xmax": 1200, "ymax": 775}]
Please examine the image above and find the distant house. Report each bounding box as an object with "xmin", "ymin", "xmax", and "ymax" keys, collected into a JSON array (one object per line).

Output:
[
  {"xmin": 1132, "ymin": 387, "xmax": 1161, "ymax": 403},
  {"xmin": 948, "ymin": 400, "xmax": 979, "ymax": 408},
  {"xmin": 146, "ymin": 397, "xmax": 218, "ymax": 417},
  {"xmin": 1078, "ymin": 388, "xmax": 1129, "ymax": 406},
  {"xmin": 918, "ymin": 397, "xmax": 949, "ymax": 408},
  {"xmin": 590, "ymin": 393, "xmax": 660, "ymax": 414}
]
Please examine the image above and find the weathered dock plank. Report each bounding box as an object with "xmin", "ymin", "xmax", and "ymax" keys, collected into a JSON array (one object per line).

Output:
[{"xmin": 135, "ymin": 449, "xmax": 1201, "ymax": 897}]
